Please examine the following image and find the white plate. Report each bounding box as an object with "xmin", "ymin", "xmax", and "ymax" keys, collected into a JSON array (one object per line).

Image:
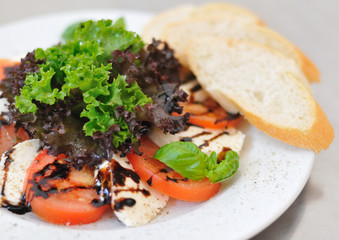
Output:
[{"xmin": 0, "ymin": 10, "xmax": 315, "ymax": 240}]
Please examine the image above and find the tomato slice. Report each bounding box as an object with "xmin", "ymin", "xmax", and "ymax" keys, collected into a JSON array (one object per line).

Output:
[
  {"xmin": 24, "ymin": 150, "xmax": 108, "ymax": 225},
  {"xmin": 127, "ymin": 137, "xmax": 221, "ymax": 202},
  {"xmin": 0, "ymin": 59, "xmax": 18, "ymax": 80},
  {"xmin": 176, "ymin": 97, "xmax": 242, "ymax": 129},
  {"xmin": 189, "ymin": 112, "xmax": 242, "ymax": 129},
  {"xmin": 0, "ymin": 124, "xmax": 30, "ymax": 155},
  {"xmin": 0, "ymin": 60, "xmax": 29, "ymax": 155}
]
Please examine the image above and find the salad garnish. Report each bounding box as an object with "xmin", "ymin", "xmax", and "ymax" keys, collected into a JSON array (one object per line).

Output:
[
  {"xmin": 0, "ymin": 19, "xmax": 189, "ymax": 169},
  {"xmin": 153, "ymin": 141, "xmax": 239, "ymax": 183}
]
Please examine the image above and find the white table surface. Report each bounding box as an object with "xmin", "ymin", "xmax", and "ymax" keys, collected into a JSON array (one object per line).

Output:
[{"xmin": 1, "ymin": 0, "xmax": 338, "ymax": 239}]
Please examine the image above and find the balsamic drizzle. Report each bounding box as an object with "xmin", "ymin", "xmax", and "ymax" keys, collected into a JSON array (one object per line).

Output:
[
  {"xmin": 1, "ymin": 148, "xmax": 15, "ymax": 198},
  {"xmin": 214, "ymin": 112, "xmax": 241, "ymax": 124},
  {"xmin": 0, "ymin": 147, "xmax": 30, "ymax": 214},
  {"xmin": 114, "ymin": 198, "xmax": 136, "ymax": 211}
]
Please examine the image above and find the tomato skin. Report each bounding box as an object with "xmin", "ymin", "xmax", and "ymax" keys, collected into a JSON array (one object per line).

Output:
[
  {"xmin": 0, "ymin": 124, "xmax": 30, "ymax": 155},
  {"xmin": 29, "ymin": 189, "xmax": 109, "ymax": 225},
  {"xmin": 127, "ymin": 137, "xmax": 221, "ymax": 202},
  {"xmin": 25, "ymin": 150, "xmax": 108, "ymax": 225},
  {"xmin": 189, "ymin": 113, "xmax": 242, "ymax": 129},
  {"xmin": 176, "ymin": 101, "xmax": 242, "ymax": 130},
  {"xmin": 0, "ymin": 59, "xmax": 17, "ymax": 80}
]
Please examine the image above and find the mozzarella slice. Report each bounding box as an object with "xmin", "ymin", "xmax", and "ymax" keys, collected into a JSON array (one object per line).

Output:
[
  {"xmin": 0, "ymin": 139, "xmax": 40, "ymax": 206},
  {"xmin": 0, "ymin": 97, "xmax": 9, "ymax": 115},
  {"xmin": 96, "ymin": 156, "xmax": 168, "ymax": 227},
  {"xmin": 149, "ymin": 126, "xmax": 245, "ymax": 155},
  {"xmin": 0, "ymin": 93, "xmax": 10, "ymax": 122}
]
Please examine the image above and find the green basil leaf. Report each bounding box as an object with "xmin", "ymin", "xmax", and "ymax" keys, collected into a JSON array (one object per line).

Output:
[
  {"xmin": 153, "ymin": 142, "xmax": 239, "ymax": 183},
  {"xmin": 153, "ymin": 142, "xmax": 208, "ymax": 181},
  {"xmin": 206, "ymin": 150, "xmax": 239, "ymax": 183}
]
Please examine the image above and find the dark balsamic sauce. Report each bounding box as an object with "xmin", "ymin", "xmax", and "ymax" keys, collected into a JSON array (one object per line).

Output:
[
  {"xmin": 198, "ymin": 142, "xmax": 209, "ymax": 149},
  {"xmin": 28, "ymin": 158, "xmax": 106, "ymax": 209},
  {"xmin": 112, "ymin": 161, "xmax": 140, "ymax": 186},
  {"xmin": 217, "ymin": 147, "xmax": 232, "ymax": 162},
  {"xmin": 114, "ymin": 198, "xmax": 136, "ymax": 211},
  {"xmin": 0, "ymin": 148, "xmax": 32, "ymax": 214},
  {"xmin": 114, "ymin": 188, "xmax": 150, "ymax": 197},
  {"xmin": 94, "ymin": 162, "xmax": 112, "ymax": 207},
  {"xmin": 1, "ymin": 148, "xmax": 15, "ymax": 197},
  {"xmin": 192, "ymin": 131, "xmax": 211, "ymax": 138},
  {"xmin": 187, "ymin": 83, "xmax": 203, "ymax": 103},
  {"xmin": 111, "ymin": 161, "xmax": 151, "ymax": 197},
  {"xmin": 146, "ymin": 176, "xmax": 153, "ymax": 186},
  {"xmin": 180, "ymin": 137, "xmax": 192, "ymax": 142},
  {"xmin": 159, "ymin": 166, "xmax": 173, "ymax": 173},
  {"xmin": 180, "ymin": 131, "xmax": 211, "ymax": 143},
  {"xmin": 29, "ymin": 161, "xmax": 70, "ymax": 199},
  {"xmin": 198, "ymin": 132, "xmax": 229, "ymax": 149},
  {"xmin": 2, "ymin": 199, "xmax": 31, "ymax": 215},
  {"xmin": 94, "ymin": 159, "xmax": 152, "ymax": 209},
  {"xmin": 214, "ymin": 112, "xmax": 241, "ymax": 124},
  {"xmin": 166, "ymin": 176, "xmax": 188, "ymax": 183},
  {"xmin": 190, "ymin": 84, "xmax": 202, "ymax": 93}
]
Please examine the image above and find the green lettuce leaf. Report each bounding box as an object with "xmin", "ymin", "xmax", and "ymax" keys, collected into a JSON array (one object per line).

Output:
[{"xmin": 15, "ymin": 19, "xmax": 150, "ymax": 146}]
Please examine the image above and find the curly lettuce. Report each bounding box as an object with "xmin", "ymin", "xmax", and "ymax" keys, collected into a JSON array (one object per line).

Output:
[{"xmin": 15, "ymin": 19, "xmax": 150, "ymax": 146}]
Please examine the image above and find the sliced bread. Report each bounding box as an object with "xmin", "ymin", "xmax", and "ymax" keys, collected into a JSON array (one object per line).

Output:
[
  {"xmin": 187, "ymin": 37, "xmax": 333, "ymax": 152},
  {"xmin": 193, "ymin": 2, "xmax": 264, "ymax": 25},
  {"xmin": 142, "ymin": 5, "xmax": 195, "ymax": 43},
  {"xmin": 142, "ymin": 3, "xmax": 263, "ymax": 43},
  {"xmin": 162, "ymin": 17, "xmax": 319, "ymax": 84}
]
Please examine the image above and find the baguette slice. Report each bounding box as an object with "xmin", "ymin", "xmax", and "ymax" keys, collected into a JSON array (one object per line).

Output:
[
  {"xmin": 187, "ymin": 37, "xmax": 333, "ymax": 152},
  {"xmin": 162, "ymin": 17, "xmax": 319, "ymax": 84},
  {"xmin": 142, "ymin": 5, "xmax": 195, "ymax": 43},
  {"xmin": 194, "ymin": 2, "xmax": 264, "ymax": 25},
  {"xmin": 142, "ymin": 3, "xmax": 263, "ymax": 43}
]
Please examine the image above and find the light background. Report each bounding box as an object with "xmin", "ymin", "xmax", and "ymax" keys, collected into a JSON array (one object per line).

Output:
[{"xmin": 1, "ymin": 0, "xmax": 338, "ymax": 239}]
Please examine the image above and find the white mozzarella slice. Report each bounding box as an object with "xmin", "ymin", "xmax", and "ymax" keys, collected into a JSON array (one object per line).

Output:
[
  {"xmin": 111, "ymin": 156, "xmax": 168, "ymax": 227},
  {"xmin": 149, "ymin": 126, "xmax": 245, "ymax": 155},
  {"xmin": 0, "ymin": 139, "xmax": 40, "ymax": 206},
  {"xmin": 95, "ymin": 156, "xmax": 168, "ymax": 227},
  {"xmin": 0, "ymin": 93, "xmax": 10, "ymax": 121}
]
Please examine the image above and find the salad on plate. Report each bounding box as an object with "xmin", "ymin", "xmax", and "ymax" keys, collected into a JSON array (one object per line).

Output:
[{"xmin": 0, "ymin": 18, "xmax": 243, "ymax": 227}]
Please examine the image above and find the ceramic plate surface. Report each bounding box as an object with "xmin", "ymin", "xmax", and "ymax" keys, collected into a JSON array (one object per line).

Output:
[{"xmin": 0, "ymin": 10, "xmax": 315, "ymax": 240}]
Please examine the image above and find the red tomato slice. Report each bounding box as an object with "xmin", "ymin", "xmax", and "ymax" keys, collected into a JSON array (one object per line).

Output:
[
  {"xmin": 0, "ymin": 59, "xmax": 18, "ymax": 80},
  {"xmin": 127, "ymin": 137, "xmax": 221, "ymax": 202},
  {"xmin": 0, "ymin": 124, "xmax": 30, "ymax": 155},
  {"xmin": 25, "ymin": 150, "xmax": 108, "ymax": 225},
  {"xmin": 189, "ymin": 112, "xmax": 242, "ymax": 129},
  {"xmin": 0, "ymin": 60, "xmax": 29, "ymax": 155},
  {"xmin": 177, "ymin": 100, "xmax": 242, "ymax": 129}
]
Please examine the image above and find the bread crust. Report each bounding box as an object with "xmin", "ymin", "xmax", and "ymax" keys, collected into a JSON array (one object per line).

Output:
[
  {"xmin": 296, "ymin": 48, "xmax": 321, "ymax": 83},
  {"xmin": 243, "ymin": 102, "xmax": 333, "ymax": 152},
  {"xmin": 187, "ymin": 37, "xmax": 333, "ymax": 152}
]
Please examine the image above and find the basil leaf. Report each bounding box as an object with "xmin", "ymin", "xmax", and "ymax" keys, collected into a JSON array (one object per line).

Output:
[
  {"xmin": 153, "ymin": 141, "xmax": 239, "ymax": 183},
  {"xmin": 153, "ymin": 142, "xmax": 207, "ymax": 181},
  {"xmin": 206, "ymin": 150, "xmax": 239, "ymax": 183}
]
